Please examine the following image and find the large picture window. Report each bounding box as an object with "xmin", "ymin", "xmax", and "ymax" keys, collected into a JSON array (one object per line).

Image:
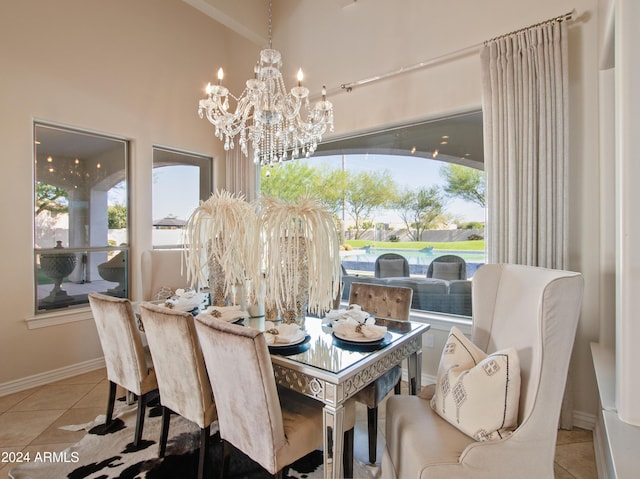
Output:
[
  {"xmin": 34, "ymin": 123, "xmax": 129, "ymax": 312},
  {"xmin": 259, "ymin": 111, "xmax": 486, "ymax": 318}
]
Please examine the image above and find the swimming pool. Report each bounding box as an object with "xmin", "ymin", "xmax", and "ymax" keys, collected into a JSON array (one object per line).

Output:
[{"xmin": 340, "ymin": 247, "xmax": 486, "ymax": 277}]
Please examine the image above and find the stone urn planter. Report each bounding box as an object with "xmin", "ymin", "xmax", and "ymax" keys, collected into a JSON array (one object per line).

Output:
[
  {"xmin": 40, "ymin": 241, "xmax": 77, "ymax": 306},
  {"xmin": 97, "ymin": 251, "xmax": 127, "ymax": 296}
]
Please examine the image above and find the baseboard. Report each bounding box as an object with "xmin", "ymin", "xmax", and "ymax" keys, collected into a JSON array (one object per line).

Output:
[
  {"xmin": 593, "ymin": 413, "xmax": 612, "ymax": 479},
  {"xmin": 0, "ymin": 357, "xmax": 106, "ymax": 397},
  {"xmin": 573, "ymin": 409, "xmax": 597, "ymax": 431}
]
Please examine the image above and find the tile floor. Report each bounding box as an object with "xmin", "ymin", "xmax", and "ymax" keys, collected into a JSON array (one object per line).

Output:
[{"xmin": 0, "ymin": 369, "xmax": 597, "ymax": 478}]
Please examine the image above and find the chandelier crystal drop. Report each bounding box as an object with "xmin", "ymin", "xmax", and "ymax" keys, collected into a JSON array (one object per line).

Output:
[{"xmin": 198, "ymin": 4, "xmax": 333, "ymax": 166}]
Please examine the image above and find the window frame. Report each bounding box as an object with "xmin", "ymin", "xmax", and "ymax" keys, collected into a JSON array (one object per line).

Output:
[{"xmin": 32, "ymin": 121, "xmax": 130, "ymax": 315}]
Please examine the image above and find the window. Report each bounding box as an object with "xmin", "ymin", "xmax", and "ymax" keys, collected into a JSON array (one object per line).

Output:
[
  {"xmin": 259, "ymin": 110, "xmax": 486, "ymax": 318},
  {"xmin": 152, "ymin": 147, "xmax": 212, "ymax": 249},
  {"xmin": 34, "ymin": 123, "xmax": 129, "ymax": 312}
]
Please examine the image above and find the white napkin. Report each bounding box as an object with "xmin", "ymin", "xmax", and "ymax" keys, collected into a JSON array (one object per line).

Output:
[
  {"xmin": 164, "ymin": 288, "xmax": 204, "ymax": 312},
  {"xmin": 203, "ymin": 305, "xmax": 247, "ymax": 322},
  {"xmin": 332, "ymin": 317, "xmax": 387, "ymax": 341},
  {"xmin": 323, "ymin": 304, "xmax": 373, "ymax": 325},
  {"xmin": 263, "ymin": 321, "xmax": 305, "ymax": 346}
]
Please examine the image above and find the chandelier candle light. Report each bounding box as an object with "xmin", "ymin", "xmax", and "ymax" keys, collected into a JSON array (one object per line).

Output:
[{"xmin": 198, "ymin": 1, "xmax": 333, "ymax": 166}]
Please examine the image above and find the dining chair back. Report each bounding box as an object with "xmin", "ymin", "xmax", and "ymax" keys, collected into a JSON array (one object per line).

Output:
[
  {"xmin": 88, "ymin": 292, "xmax": 158, "ymax": 447},
  {"xmin": 138, "ymin": 302, "xmax": 217, "ymax": 479},
  {"xmin": 382, "ymin": 264, "xmax": 584, "ymax": 479},
  {"xmin": 348, "ymin": 282, "xmax": 413, "ymax": 464},
  {"xmin": 194, "ymin": 315, "xmax": 356, "ymax": 478}
]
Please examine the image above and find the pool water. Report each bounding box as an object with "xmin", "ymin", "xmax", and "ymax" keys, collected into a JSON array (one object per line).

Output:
[{"xmin": 340, "ymin": 247, "xmax": 486, "ymax": 277}]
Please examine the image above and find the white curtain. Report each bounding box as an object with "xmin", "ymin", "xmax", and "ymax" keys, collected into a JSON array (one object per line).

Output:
[
  {"xmin": 481, "ymin": 20, "xmax": 573, "ymax": 428},
  {"xmin": 481, "ymin": 20, "xmax": 569, "ymax": 269},
  {"xmin": 225, "ymin": 148, "xmax": 258, "ymax": 201}
]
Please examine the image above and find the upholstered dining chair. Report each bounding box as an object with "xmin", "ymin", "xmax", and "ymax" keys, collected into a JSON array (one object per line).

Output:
[
  {"xmin": 141, "ymin": 249, "xmax": 189, "ymax": 301},
  {"xmin": 426, "ymin": 254, "xmax": 467, "ymax": 280},
  {"xmin": 374, "ymin": 253, "xmax": 410, "ymax": 278},
  {"xmin": 88, "ymin": 292, "xmax": 158, "ymax": 447},
  {"xmin": 138, "ymin": 302, "xmax": 217, "ymax": 479},
  {"xmin": 382, "ymin": 264, "xmax": 584, "ymax": 479},
  {"xmin": 194, "ymin": 314, "xmax": 356, "ymax": 479},
  {"xmin": 349, "ymin": 281, "xmax": 413, "ymax": 465}
]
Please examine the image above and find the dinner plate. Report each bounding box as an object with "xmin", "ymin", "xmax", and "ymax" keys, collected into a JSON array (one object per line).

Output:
[
  {"xmin": 268, "ymin": 334, "xmax": 311, "ymax": 354},
  {"xmin": 332, "ymin": 332, "xmax": 393, "ymax": 352},
  {"xmin": 268, "ymin": 332, "xmax": 307, "ymax": 348},
  {"xmin": 332, "ymin": 330, "xmax": 386, "ymax": 343}
]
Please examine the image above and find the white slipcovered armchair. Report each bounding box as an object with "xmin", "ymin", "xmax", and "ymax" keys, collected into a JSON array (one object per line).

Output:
[{"xmin": 382, "ymin": 263, "xmax": 584, "ymax": 479}]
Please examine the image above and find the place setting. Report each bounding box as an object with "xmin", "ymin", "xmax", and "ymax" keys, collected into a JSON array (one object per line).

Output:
[
  {"xmin": 323, "ymin": 304, "xmax": 391, "ymax": 351},
  {"xmin": 199, "ymin": 304, "xmax": 248, "ymax": 323},
  {"xmin": 264, "ymin": 321, "xmax": 312, "ymax": 355}
]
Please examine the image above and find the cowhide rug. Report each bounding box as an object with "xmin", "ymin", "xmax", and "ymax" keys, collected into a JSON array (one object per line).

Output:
[
  {"xmin": 8, "ymin": 400, "xmax": 366, "ymax": 479},
  {"xmin": 9, "ymin": 400, "xmax": 378, "ymax": 479}
]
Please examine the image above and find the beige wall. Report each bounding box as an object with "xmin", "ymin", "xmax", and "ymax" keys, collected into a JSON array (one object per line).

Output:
[
  {"xmin": 0, "ymin": 0, "xmax": 248, "ymax": 384},
  {"xmin": 0, "ymin": 0, "xmax": 605, "ymax": 423}
]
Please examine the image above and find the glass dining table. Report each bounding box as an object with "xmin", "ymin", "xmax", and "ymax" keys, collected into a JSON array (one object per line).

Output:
[
  {"xmin": 241, "ymin": 314, "xmax": 430, "ymax": 479},
  {"xmin": 134, "ymin": 302, "xmax": 429, "ymax": 479}
]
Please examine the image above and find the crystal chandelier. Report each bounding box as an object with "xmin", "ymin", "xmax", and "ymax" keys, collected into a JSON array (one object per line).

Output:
[{"xmin": 198, "ymin": 1, "xmax": 334, "ymax": 166}]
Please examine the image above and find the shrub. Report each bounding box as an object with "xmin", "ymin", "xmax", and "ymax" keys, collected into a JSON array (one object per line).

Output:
[{"xmin": 467, "ymin": 234, "xmax": 484, "ymax": 241}]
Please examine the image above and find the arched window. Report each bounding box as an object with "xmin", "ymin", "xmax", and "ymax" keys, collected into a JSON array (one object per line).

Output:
[{"xmin": 259, "ymin": 110, "xmax": 485, "ymax": 318}]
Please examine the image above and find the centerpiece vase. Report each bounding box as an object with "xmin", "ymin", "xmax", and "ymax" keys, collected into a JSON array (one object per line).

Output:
[{"xmin": 279, "ymin": 237, "xmax": 308, "ymax": 327}]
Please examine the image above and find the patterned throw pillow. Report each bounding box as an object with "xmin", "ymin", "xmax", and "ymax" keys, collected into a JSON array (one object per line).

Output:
[{"xmin": 431, "ymin": 326, "xmax": 520, "ymax": 441}]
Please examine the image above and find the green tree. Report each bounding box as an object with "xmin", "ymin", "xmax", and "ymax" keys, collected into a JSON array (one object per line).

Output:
[
  {"xmin": 108, "ymin": 204, "xmax": 128, "ymax": 229},
  {"xmin": 35, "ymin": 182, "xmax": 68, "ymax": 216},
  {"xmin": 260, "ymin": 161, "xmax": 348, "ymax": 216},
  {"xmin": 393, "ymin": 186, "xmax": 446, "ymax": 241},
  {"xmin": 440, "ymin": 164, "xmax": 486, "ymax": 207},
  {"xmin": 260, "ymin": 162, "xmax": 320, "ymax": 201},
  {"xmin": 345, "ymin": 170, "xmax": 397, "ymax": 239}
]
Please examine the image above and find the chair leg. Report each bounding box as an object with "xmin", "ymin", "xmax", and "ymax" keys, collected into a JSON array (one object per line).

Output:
[
  {"xmin": 159, "ymin": 406, "xmax": 171, "ymax": 457},
  {"xmin": 394, "ymin": 378, "xmax": 402, "ymax": 395},
  {"xmin": 367, "ymin": 406, "xmax": 378, "ymax": 464},
  {"xmin": 133, "ymin": 392, "xmax": 147, "ymax": 447},
  {"xmin": 105, "ymin": 381, "xmax": 117, "ymax": 425},
  {"xmin": 197, "ymin": 425, "xmax": 210, "ymax": 479},
  {"xmin": 343, "ymin": 427, "xmax": 354, "ymax": 478},
  {"xmin": 220, "ymin": 439, "xmax": 231, "ymax": 479}
]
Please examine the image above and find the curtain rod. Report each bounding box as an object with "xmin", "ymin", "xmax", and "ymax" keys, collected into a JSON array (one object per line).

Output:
[
  {"xmin": 484, "ymin": 8, "xmax": 575, "ymax": 44},
  {"xmin": 336, "ymin": 8, "xmax": 576, "ymax": 95}
]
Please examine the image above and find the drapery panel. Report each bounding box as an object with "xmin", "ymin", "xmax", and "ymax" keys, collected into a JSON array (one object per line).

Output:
[
  {"xmin": 481, "ymin": 20, "xmax": 569, "ymax": 269},
  {"xmin": 481, "ymin": 20, "xmax": 572, "ymax": 428},
  {"xmin": 225, "ymin": 148, "xmax": 258, "ymax": 201}
]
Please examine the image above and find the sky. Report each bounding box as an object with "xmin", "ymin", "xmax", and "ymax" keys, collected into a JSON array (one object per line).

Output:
[{"xmin": 143, "ymin": 154, "xmax": 486, "ymax": 225}]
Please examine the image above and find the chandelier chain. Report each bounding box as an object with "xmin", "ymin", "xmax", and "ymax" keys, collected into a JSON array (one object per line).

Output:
[{"xmin": 268, "ymin": 0, "xmax": 273, "ymax": 49}]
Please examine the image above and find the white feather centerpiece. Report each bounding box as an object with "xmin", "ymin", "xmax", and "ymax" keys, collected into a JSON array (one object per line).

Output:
[
  {"xmin": 258, "ymin": 195, "xmax": 341, "ymax": 325},
  {"xmin": 182, "ymin": 190, "xmax": 263, "ymax": 308}
]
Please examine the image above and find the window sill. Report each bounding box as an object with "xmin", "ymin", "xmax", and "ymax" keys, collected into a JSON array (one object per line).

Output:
[
  {"xmin": 25, "ymin": 307, "xmax": 93, "ymax": 329},
  {"xmin": 408, "ymin": 310, "xmax": 472, "ymax": 335}
]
